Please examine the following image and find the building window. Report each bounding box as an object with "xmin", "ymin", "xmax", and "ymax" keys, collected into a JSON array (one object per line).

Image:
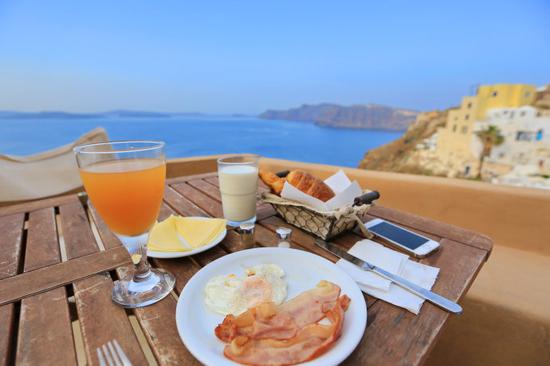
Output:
[
  {"xmin": 520, "ymin": 111, "xmax": 526, "ymax": 117},
  {"xmin": 461, "ymin": 126, "xmax": 468, "ymax": 134},
  {"xmin": 452, "ymin": 124, "xmax": 457, "ymax": 132},
  {"xmin": 498, "ymin": 152, "xmax": 505, "ymax": 159},
  {"xmin": 467, "ymin": 102, "xmax": 472, "ymax": 109},
  {"xmin": 510, "ymin": 111, "xmax": 515, "ymax": 118},
  {"xmin": 525, "ymin": 91, "xmax": 531, "ymax": 97},
  {"xmin": 492, "ymin": 91, "xmax": 498, "ymax": 97},
  {"xmin": 516, "ymin": 131, "xmax": 534, "ymax": 141},
  {"xmin": 537, "ymin": 129, "xmax": 544, "ymax": 141},
  {"xmin": 464, "ymin": 114, "xmax": 470, "ymax": 120},
  {"xmin": 464, "ymin": 166, "xmax": 471, "ymax": 176},
  {"xmin": 503, "ymin": 110, "xmax": 508, "ymax": 114}
]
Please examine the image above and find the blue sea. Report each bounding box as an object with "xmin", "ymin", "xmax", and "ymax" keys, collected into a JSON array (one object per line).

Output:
[{"xmin": 0, "ymin": 116, "xmax": 401, "ymax": 167}]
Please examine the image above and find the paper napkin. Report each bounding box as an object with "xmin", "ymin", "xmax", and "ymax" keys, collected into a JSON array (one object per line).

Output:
[
  {"xmin": 336, "ymin": 239, "xmax": 440, "ymax": 314},
  {"xmin": 148, "ymin": 215, "xmax": 226, "ymax": 252},
  {"xmin": 336, "ymin": 240, "xmax": 408, "ymax": 292}
]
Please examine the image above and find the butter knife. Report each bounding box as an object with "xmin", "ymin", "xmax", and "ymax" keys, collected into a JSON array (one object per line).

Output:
[{"xmin": 315, "ymin": 239, "xmax": 463, "ymax": 314}]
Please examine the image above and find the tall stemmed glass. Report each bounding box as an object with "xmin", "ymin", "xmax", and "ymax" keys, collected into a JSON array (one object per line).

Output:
[{"xmin": 74, "ymin": 141, "xmax": 175, "ymax": 308}]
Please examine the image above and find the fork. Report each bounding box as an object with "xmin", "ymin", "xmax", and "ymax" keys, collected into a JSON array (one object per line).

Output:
[{"xmin": 96, "ymin": 340, "xmax": 133, "ymax": 366}]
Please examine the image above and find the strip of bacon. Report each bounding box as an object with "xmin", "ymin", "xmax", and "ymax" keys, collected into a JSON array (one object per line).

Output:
[
  {"xmin": 215, "ymin": 303, "xmax": 297, "ymax": 342},
  {"xmin": 223, "ymin": 294, "xmax": 350, "ymax": 366},
  {"xmin": 215, "ymin": 281, "xmax": 341, "ymax": 343},
  {"xmin": 278, "ymin": 280, "xmax": 342, "ymax": 328}
]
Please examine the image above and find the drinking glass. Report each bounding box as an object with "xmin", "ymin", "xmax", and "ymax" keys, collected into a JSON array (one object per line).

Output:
[
  {"xmin": 217, "ymin": 155, "xmax": 260, "ymax": 227},
  {"xmin": 74, "ymin": 141, "xmax": 175, "ymax": 308}
]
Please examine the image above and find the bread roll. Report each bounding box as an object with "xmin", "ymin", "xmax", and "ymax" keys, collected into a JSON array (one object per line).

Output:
[
  {"xmin": 259, "ymin": 170, "xmax": 285, "ymax": 194},
  {"xmin": 259, "ymin": 169, "xmax": 335, "ymax": 202},
  {"xmin": 286, "ymin": 171, "xmax": 335, "ymax": 202}
]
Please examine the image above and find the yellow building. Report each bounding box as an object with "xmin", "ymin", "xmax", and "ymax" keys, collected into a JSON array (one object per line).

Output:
[
  {"xmin": 475, "ymin": 84, "xmax": 537, "ymax": 120},
  {"xmin": 435, "ymin": 84, "xmax": 537, "ymax": 177}
]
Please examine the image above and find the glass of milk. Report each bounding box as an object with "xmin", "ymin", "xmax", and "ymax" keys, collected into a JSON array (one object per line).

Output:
[{"xmin": 217, "ymin": 155, "xmax": 260, "ymax": 226}]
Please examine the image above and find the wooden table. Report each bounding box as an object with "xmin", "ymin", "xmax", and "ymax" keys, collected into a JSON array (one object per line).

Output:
[{"xmin": 0, "ymin": 172, "xmax": 492, "ymax": 366}]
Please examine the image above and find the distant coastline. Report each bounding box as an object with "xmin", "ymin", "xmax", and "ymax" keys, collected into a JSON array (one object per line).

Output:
[
  {"xmin": 1, "ymin": 103, "xmax": 419, "ymax": 131},
  {"xmin": 0, "ymin": 110, "xmax": 205, "ymax": 119},
  {"xmin": 259, "ymin": 103, "xmax": 419, "ymax": 131}
]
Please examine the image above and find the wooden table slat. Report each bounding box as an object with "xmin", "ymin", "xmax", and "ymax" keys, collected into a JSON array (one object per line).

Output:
[
  {"xmin": 171, "ymin": 182, "xmax": 224, "ymax": 218},
  {"xmin": 0, "ymin": 213, "xmax": 25, "ymax": 279},
  {"xmin": 164, "ymin": 186, "xmax": 209, "ymax": 218},
  {"xmin": 16, "ymin": 208, "xmax": 77, "ymax": 366},
  {"xmin": 166, "ymin": 172, "xmax": 217, "ymax": 185},
  {"xmin": 60, "ymin": 202, "xmax": 100, "ymax": 259},
  {"xmin": 187, "ymin": 178, "xmax": 222, "ymax": 201},
  {"xmin": 0, "ymin": 246, "xmax": 131, "ymax": 306},
  {"xmin": 59, "ymin": 201, "xmax": 148, "ymax": 366},
  {"xmin": 0, "ymin": 194, "xmax": 78, "ymax": 217},
  {"xmin": 0, "ymin": 213, "xmax": 25, "ymax": 366},
  {"xmin": 134, "ymin": 295, "xmax": 202, "ymax": 366}
]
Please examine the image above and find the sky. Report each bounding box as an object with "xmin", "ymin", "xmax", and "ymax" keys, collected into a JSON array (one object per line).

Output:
[{"xmin": 0, "ymin": 0, "xmax": 549, "ymax": 114}]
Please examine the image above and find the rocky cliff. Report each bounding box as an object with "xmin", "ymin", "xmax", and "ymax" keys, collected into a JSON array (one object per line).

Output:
[
  {"xmin": 358, "ymin": 110, "xmax": 448, "ymax": 174},
  {"xmin": 259, "ymin": 103, "xmax": 418, "ymax": 131}
]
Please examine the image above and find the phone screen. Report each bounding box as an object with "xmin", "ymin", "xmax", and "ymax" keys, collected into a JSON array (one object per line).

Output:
[{"xmin": 368, "ymin": 221, "xmax": 429, "ymax": 250}]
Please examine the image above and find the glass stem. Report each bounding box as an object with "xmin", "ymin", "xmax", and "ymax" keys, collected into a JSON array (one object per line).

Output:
[
  {"xmin": 117, "ymin": 232, "xmax": 152, "ymax": 282},
  {"xmin": 133, "ymin": 241, "xmax": 152, "ymax": 281}
]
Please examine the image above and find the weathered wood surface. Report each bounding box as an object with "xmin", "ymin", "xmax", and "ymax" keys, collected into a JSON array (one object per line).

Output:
[
  {"xmin": 59, "ymin": 200, "xmax": 148, "ymax": 366},
  {"xmin": 0, "ymin": 213, "xmax": 25, "ymax": 366},
  {"xmin": 89, "ymin": 202, "xmax": 203, "ymax": 365},
  {"xmin": 0, "ymin": 171, "xmax": 492, "ymax": 366},
  {"xmin": 0, "ymin": 194, "xmax": 78, "ymax": 217},
  {"xmin": 0, "ymin": 246, "xmax": 130, "ymax": 306},
  {"xmin": 16, "ymin": 208, "xmax": 77, "ymax": 366}
]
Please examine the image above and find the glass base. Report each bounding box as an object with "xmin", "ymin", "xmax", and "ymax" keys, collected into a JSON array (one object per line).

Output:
[
  {"xmin": 112, "ymin": 268, "xmax": 175, "ymax": 308},
  {"xmin": 226, "ymin": 215, "xmax": 256, "ymax": 228}
]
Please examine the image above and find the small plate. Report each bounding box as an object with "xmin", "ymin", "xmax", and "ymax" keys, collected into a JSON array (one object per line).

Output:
[
  {"xmin": 147, "ymin": 216, "xmax": 227, "ymax": 259},
  {"xmin": 176, "ymin": 247, "xmax": 367, "ymax": 366}
]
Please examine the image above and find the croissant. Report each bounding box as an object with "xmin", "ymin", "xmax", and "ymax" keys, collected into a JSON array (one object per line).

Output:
[
  {"xmin": 259, "ymin": 170, "xmax": 286, "ymax": 195},
  {"xmin": 259, "ymin": 170, "xmax": 335, "ymax": 202}
]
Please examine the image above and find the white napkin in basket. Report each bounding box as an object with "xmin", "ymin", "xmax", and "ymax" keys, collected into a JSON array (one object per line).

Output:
[{"xmin": 336, "ymin": 239, "xmax": 440, "ymax": 314}]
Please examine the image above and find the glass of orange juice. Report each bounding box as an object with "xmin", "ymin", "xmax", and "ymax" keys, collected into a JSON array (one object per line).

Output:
[{"xmin": 74, "ymin": 141, "xmax": 175, "ymax": 308}]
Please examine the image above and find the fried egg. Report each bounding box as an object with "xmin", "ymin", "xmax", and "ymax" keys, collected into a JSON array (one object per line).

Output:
[{"xmin": 204, "ymin": 264, "xmax": 287, "ymax": 315}]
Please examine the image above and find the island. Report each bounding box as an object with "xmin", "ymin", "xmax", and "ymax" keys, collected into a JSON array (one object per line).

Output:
[{"xmin": 259, "ymin": 103, "xmax": 419, "ymax": 131}]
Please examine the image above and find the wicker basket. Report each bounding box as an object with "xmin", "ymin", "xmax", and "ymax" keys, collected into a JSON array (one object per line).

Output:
[{"xmin": 261, "ymin": 192, "xmax": 373, "ymax": 240}]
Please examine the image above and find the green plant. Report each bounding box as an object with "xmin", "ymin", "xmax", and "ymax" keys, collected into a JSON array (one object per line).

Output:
[{"xmin": 475, "ymin": 125, "xmax": 504, "ymax": 179}]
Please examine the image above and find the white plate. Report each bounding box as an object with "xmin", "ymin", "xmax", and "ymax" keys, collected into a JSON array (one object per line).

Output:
[
  {"xmin": 176, "ymin": 247, "xmax": 367, "ymax": 366},
  {"xmin": 147, "ymin": 217, "xmax": 227, "ymax": 259}
]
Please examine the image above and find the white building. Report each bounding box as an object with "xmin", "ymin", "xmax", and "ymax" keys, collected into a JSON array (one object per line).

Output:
[
  {"xmin": 415, "ymin": 132, "xmax": 438, "ymax": 151},
  {"xmin": 476, "ymin": 106, "xmax": 550, "ymax": 175}
]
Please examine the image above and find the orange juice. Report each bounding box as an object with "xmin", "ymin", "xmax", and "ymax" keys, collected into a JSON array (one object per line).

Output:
[{"xmin": 80, "ymin": 158, "xmax": 166, "ymax": 236}]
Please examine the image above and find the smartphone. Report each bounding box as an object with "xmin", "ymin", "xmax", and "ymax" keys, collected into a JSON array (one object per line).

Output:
[{"xmin": 364, "ymin": 218, "xmax": 439, "ymax": 258}]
